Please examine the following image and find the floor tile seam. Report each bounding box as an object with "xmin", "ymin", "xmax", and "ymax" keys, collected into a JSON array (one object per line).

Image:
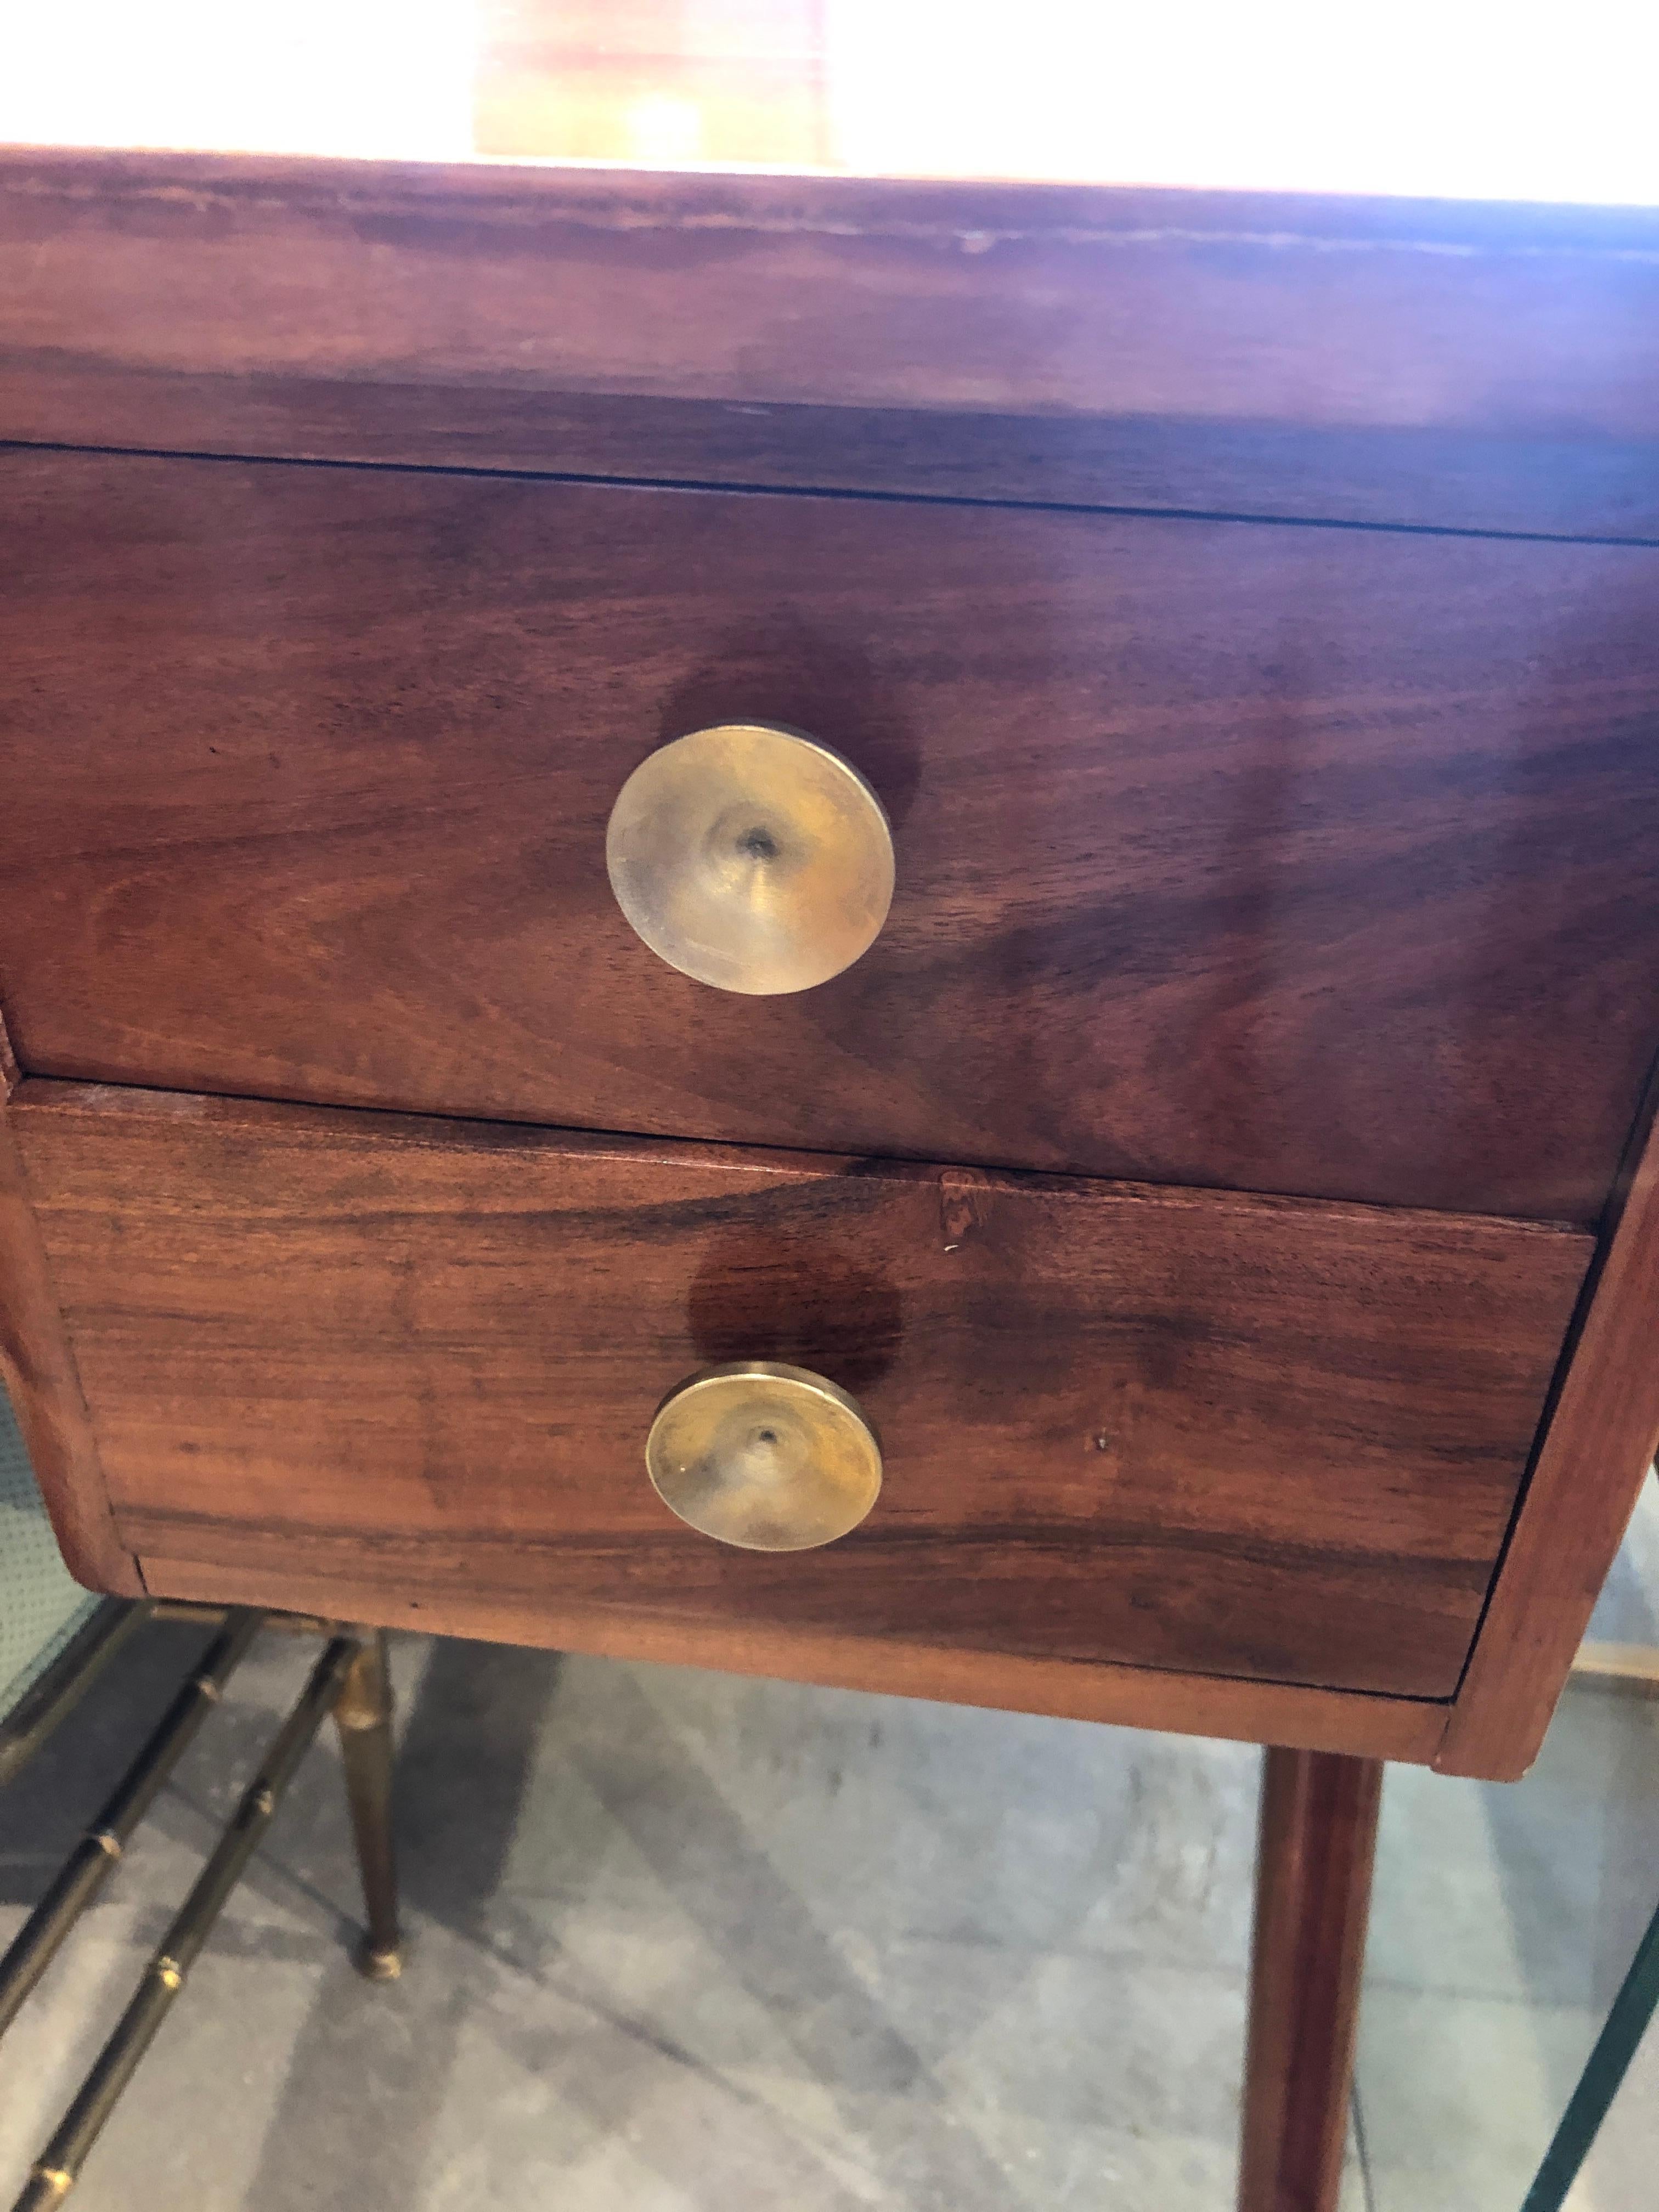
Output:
[
  {"xmin": 1351, "ymin": 2083, "xmax": 1379, "ymax": 2212},
  {"xmin": 1362, "ymin": 1974, "xmax": 1606, "ymax": 2010},
  {"xmin": 157, "ymin": 1777, "xmax": 363, "ymax": 1932},
  {"xmin": 482, "ymin": 1909, "xmax": 1259, "ymax": 1978}
]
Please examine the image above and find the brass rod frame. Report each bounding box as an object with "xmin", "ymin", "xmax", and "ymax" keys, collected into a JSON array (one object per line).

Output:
[
  {"xmin": 10, "ymin": 1635, "xmax": 362, "ymax": 2212},
  {"xmin": 0, "ymin": 1610, "xmax": 263, "ymax": 2039},
  {"xmin": 146, "ymin": 1601, "xmax": 342, "ymax": 1639},
  {"xmin": 0, "ymin": 1603, "xmax": 153, "ymax": 1790}
]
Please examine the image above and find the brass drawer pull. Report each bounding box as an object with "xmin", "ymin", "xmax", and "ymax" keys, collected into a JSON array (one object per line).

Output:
[
  {"xmin": 645, "ymin": 1361, "xmax": 883, "ymax": 1550},
  {"xmin": 605, "ymin": 723, "xmax": 894, "ymax": 994}
]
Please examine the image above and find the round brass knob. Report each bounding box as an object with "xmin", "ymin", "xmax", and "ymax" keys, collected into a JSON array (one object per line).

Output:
[
  {"xmin": 645, "ymin": 1361, "xmax": 883, "ymax": 1551},
  {"xmin": 605, "ymin": 723, "xmax": 894, "ymax": 995}
]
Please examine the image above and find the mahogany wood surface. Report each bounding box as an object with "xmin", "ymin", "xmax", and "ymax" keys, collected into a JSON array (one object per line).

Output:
[
  {"xmin": 3, "ymin": 152, "xmax": 1658, "ymax": 537},
  {"xmin": 1437, "ymin": 1075, "xmax": 1659, "ymax": 1779},
  {"xmin": 140, "ymin": 1550, "xmax": 1452, "ymax": 1765},
  {"xmin": 0, "ymin": 1013, "xmax": 140, "ymax": 1595},
  {"xmin": 11, "ymin": 1081, "xmax": 1591, "ymax": 1699},
  {"xmin": 5, "ymin": 451, "xmax": 1659, "ymax": 1224},
  {"xmin": 1239, "ymin": 1750, "xmax": 1384, "ymax": 2212},
  {"xmin": 16, "ymin": 380, "xmax": 1658, "ymax": 545}
]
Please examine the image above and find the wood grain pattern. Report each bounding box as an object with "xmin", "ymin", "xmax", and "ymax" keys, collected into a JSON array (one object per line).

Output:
[
  {"xmin": 12, "ymin": 1081, "xmax": 1590, "ymax": 1699},
  {"xmin": 8, "ymin": 377, "xmax": 1659, "ymax": 548},
  {"xmin": 1438, "ymin": 1079, "xmax": 1659, "ymax": 1779},
  {"xmin": 3, "ymin": 151, "xmax": 1659, "ymax": 535},
  {"xmin": 139, "ymin": 1549, "xmax": 1453, "ymax": 1764},
  {"xmin": 0, "ymin": 1013, "xmax": 140, "ymax": 1595},
  {"xmin": 1239, "ymin": 1750, "xmax": 1383, "ymax": 2212},
  {"xmin": 5, "ymin": 451, "xmax": 1659, "ymax": 1223}
]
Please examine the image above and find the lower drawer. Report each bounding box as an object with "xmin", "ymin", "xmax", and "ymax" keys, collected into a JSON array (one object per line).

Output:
[{"xmin": 13, "ymin": 1082, "xmax": 1589, "ymax": 1700}]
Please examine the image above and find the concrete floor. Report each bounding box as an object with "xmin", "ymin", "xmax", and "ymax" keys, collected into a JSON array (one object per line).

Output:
[{"xmin": 2, "ymin": 1500, "xmax": 1658, "ymax": 2210}]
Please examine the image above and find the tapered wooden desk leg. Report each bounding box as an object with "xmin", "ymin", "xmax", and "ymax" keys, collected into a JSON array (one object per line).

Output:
[
  {"xmin": 332, "ymin": 1632, "xmax": 402, "ymax": 1981},
  {"xmin": 1239, "ymin": 1748, "xmax": 1384, "ymax": 2212}
]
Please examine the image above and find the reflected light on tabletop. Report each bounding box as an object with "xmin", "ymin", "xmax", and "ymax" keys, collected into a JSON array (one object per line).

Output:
[{"xmin": 2, "ymin": 0, "xmax": 1657, "ymax": 202}]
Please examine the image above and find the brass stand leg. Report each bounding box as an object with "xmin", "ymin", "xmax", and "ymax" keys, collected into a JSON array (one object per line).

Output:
[
  {"xmin": 0, "ymin": 1612, "xmax": 262, "ymax": 2039},
  {"xmin": 11, "ymin": 1636, "xmax": 360, "ymax": 2212},
  {"xmin": 1238, "ymin": 1749, "xmax": 1384, "ymax": 2212},
  {"xmin": 332, "ymin": 1632, "xmax": 402, "ymax": 1981}
]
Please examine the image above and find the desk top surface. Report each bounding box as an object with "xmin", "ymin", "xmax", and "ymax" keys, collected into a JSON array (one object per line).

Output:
[{"xmin": 4, "ymin": 0, "xmax": 1658, "ymax": 208}]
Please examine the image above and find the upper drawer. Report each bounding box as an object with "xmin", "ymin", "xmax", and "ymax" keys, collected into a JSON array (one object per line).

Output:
[
  {"xmin": 11, "ymin": 1081, "xmax": 1590, "ymax": 1700},
  {"xmin": 3, "ymin": 450, "xmax": 1657, "ymax": 1222}
]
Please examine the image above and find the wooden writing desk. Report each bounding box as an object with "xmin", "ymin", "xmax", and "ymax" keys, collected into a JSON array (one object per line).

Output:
[{"xmin": 3, "ymin": 8, "xmax": 1659, "ymax": 2204}]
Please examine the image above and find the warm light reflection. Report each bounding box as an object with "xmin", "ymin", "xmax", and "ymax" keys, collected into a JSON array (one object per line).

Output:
[
  {"xmin": 2, "ymin": 0, "xmax": 1657, "ymax": 205},
  {"xmin": 2, "ymin": 0, "xmax": 477, "ymax": 160},
  {"xmin": 622, "ymin": 95, "xmax": 706, "ymax": 167}
]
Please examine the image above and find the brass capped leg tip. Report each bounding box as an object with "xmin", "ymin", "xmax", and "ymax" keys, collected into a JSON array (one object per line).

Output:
[{"xmin": 356, "ymin": 1941, "xmax": 403, "ymax": 1982}]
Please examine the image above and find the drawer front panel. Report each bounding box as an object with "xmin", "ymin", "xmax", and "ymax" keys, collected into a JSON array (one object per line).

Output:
[
  {"xmin": 13, "ymin": 1082, "xmax": 1592, "ymax": 1699},
  {"xmin": 3, "ymin": 453, "xmax": 1658, "ymax": 1222}
]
